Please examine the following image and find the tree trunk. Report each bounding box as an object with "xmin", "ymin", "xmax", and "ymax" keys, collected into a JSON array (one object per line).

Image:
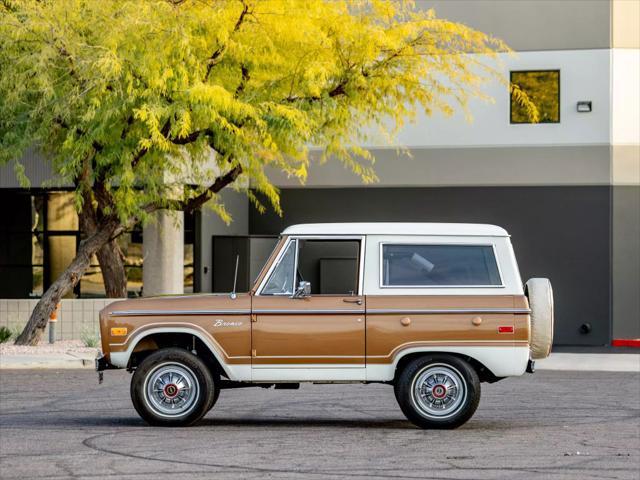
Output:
[
  {"xmin": 96, "ymin": 239, "xmax": 127, "ymax": 298},
  {"xmin": 78, "ymin": 193, "xmax": 128, "ymax": 298},
  {"xmin": 15, "ymin": 218, "xmax": 123, "ymax": 346}
]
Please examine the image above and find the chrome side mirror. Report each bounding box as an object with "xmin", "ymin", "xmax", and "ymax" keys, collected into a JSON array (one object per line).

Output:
[{"xmin": 292, "ymin": 281, "xmax": 311, "ymax": 298}]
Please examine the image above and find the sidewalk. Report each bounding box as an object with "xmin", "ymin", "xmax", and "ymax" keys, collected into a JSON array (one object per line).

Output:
[
  {"xmin": 1, "ymin": 345, "xmax": 638, "ymax": 371},
  {"xmin": 0, "ymin": 341, "xmax": 98, "ymax": 369},
  {"xmin": 535, "ymin": 352, "xmax": 639, "ymax": 372}
]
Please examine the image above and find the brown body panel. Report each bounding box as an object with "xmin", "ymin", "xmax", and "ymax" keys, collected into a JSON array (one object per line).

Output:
[
  {"xmin": 366, "ymin": 295, "xmax": 530, "ymax": 364},
  {"xmin": 100, "ymin": 294, "xmax": 252, "ymax": 364},
  {"xmin": 100, "ymin": 287, "xmax": 530, "ymax": 369},
  {"xmin": 251, "ymin": 295, "xmax": 365, "ymax": 365}
]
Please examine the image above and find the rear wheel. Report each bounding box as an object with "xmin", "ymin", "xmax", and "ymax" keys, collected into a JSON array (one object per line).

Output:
[
  {"xmin": 395, "ymin": 355, "xmax": 480, "ymax": 429},
  {"xmin": 131, "ymin": 348, "xmax": 216, "ymax": 426}
]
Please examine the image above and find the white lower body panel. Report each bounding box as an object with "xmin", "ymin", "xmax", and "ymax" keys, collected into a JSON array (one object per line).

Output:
[
  {"xmin": 365, "ymin": 346, "xmax": 530, "ymax": 382},
  {"xmin": 113, "ymin": 346, "xmax": 529, "ymax": 383},
  {"xmin": 226, "ymin": 347, "xmax": 529, "ymax": 382}
]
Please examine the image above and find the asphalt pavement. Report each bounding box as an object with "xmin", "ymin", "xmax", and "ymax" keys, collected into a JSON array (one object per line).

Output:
[{"xmin": 0, "ymin": 369, "xmax": 638, "ymax": 480}]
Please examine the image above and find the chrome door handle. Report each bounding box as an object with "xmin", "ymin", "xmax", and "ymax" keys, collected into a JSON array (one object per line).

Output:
[{"xmin": 343, "ymin": 298, "xmax": 363, "ymax": 305}]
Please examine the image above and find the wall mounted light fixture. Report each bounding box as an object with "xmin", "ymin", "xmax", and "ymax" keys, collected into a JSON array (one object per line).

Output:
[{"xmin": 577, "ymin": 101, "xmax": 592, "ymax": 113}]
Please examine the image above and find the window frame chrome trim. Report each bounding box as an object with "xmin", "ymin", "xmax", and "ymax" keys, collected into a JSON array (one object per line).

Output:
[
  {"xmin": 255, "ymin": 235, "xmax": 366, "ymax": 297},
  {"xmin": 109, "ymin": 309, "xmax": 251, "ymax": 316},
  {"xmin": 366, "ymin": 308, "xmax": 530, "ymax": 315},
  {"xmin": 256, "ymin": 237, "xmax": 297, "ymax": 296},
  {"xmin": 252, "ymin": 309, "xmax": 365, "ymax": 315}
]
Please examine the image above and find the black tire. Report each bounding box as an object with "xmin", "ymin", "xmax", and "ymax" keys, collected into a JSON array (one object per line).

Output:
[
  {"xmin": 131, "ymin": 348, "xmax": 216, "ymax": 427},
  {"xmin": 394, "ymin": 355, "xmax": 480, "ymax": 429},
  {"xmin": 207, "ymin": 381, "xmax": 221, "ymax": 412}
]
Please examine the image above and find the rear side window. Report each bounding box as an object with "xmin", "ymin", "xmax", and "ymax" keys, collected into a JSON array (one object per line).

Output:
[{"xmin": 381, "ymin": 244, "xmax": 502, "ymax": 287}]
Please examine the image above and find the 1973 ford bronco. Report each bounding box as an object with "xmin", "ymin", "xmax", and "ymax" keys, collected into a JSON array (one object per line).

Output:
[{"xmin": 96, "ymin": 223, "xmax": 553, "ymax": 429}]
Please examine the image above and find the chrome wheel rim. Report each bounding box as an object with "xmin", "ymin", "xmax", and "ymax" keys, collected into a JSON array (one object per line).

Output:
[
  {"xmin": 411, "ymin": 364, "xmax": 466, "ymax": 419},
  {"xmin": 144, "ymin": 363, "xmax": 199, "ymax": 418}
]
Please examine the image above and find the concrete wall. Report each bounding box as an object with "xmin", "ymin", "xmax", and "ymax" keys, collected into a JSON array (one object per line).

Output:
[
  {"xmin": 142, "ymin": 210, "xmax": 184, "ymax": 296},
  {"xmin": 613, "ymin": 0, "xmax": 640, "ymax": 49},
  {"xmin": 0, "ymin": 149, "xmax": 63, "ymax": 189},
  {"xmin": 266, "ymin": 145, "xmax": 611, "ymax": 188},
  {"xmin": 194, "ymin": 190, "xmax": 249, "ymax": 292},
  {"xmin": 361, "ymin": 50, "xmax": 610, "ymax": 149},
  {"xmin": 612, "ymin": 186, "xmax": 640, "ymax": 339},
  {"xmin": 421, "ymin": 0, "xmax": 611, "ymax": 51},
  {"xmin": 0, "ymin": 299, "xmax": 107, "ymax": 341}
]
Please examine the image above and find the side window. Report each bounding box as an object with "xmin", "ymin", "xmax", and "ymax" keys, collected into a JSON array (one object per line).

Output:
[
  {"xmin": 381, "ymin": 244, "xmax": 502, "ymax": 287},
  {"xmin": 297, "ymin": 240, "xmax": 360, "ymax": 295},
  {"xmin": 261, "ymin": 240, "xmax": 296, "ymax": 295}
]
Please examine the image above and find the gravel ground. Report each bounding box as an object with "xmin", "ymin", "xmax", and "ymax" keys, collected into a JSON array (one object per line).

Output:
[
  {"xmin": 0, "ymin": 369, "xmax": 638, "ymax": 480},
  {"xmin": 0, "ymin": 340, "xmax": 98, "ymax": 356}
]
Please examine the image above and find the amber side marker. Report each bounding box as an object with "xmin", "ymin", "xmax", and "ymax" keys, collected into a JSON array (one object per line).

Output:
[{"xmin": 110, "ymin": 327, "xmax": 128, "ymax": 336}]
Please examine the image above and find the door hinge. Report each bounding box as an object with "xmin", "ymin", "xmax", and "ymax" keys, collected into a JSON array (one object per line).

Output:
[
  {"xmin": 251, "ymin": 349, "xmax": 257, "ymax": 357},
  {"xmin": 251, "ymin": 314, "xmax": 257, "ymax": 322}
]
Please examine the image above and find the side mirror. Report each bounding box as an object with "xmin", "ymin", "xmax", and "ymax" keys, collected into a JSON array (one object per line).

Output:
[{"xmin": 293, "ymin": 281, "xmax": 311, "ymax": 298}]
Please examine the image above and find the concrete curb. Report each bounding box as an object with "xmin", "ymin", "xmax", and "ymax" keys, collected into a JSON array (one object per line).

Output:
[
  {"xmin": 0, "ymin": 354, "xmax": 96, "ymax": 370},
  {"xmin": 535, "ymin": 353, "xmax": 640, "ymax": 372}
]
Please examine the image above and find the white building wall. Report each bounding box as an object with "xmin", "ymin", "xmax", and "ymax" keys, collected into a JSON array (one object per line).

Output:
[{"xmin": 364, "ymin": 50, "xmax": 610, "ymax": 149}]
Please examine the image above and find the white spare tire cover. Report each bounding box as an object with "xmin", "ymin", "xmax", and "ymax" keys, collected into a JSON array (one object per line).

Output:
[{"xmin": 525, "ymin": 278, "xmax": 554, "ymax": 359}]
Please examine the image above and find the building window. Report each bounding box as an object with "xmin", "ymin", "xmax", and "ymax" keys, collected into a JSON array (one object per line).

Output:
[
  {"xmin": 0, "ymin": 191, "xmax": 199, "ymax": 298},
  {"xmin": 510, "ymin": 70, "xmax": 560, "ymax": 124},
  {"xmin": 381, "ymin": 244, "xmax": 502, "ymax": 287}
]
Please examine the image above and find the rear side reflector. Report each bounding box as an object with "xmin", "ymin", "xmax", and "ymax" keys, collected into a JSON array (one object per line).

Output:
[
  {"xmin": 612, "ymin": 339, "xmax": 640, "ymax": 347},
  {"xmin": 498, "ymin": 326, "xmax": 514, "ymax": 334},
  {"xmin": 111, "ymin": 327, "xmax": 128, "ymax": 336}
]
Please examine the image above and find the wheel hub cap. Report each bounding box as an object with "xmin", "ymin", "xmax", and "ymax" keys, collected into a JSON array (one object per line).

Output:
[
  {"xmin": 145, "ymin": 364, "xmax": 199, "ymax": 417},
  {"xmin": 163, "ymin": 383, "xmax": 179, "ymax": 399},
  {"xmin": 412, "ymin": 365, "xmax": 467, "ymax": 419},
  {"xmin": 432, "ymin": 384, "xmax": 447, "ymax": 399}
]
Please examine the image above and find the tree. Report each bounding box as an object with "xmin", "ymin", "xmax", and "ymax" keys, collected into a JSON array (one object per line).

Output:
[{"xmin": 0, "ymin": 0, "xmax": 537, "ymax": 345}]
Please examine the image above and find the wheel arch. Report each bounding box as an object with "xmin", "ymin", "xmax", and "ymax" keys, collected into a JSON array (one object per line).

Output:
[
  {"xmin": 392, "ymin": 349, "xmax": 507, "ymax": 384},
  {"xmin": 110, "ymin": 327, "xmax": 232, "ymax": 378}
]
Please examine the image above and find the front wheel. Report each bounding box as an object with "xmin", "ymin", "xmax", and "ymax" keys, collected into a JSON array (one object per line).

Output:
[
  {"xmin": 131, "ymin": 348, "xmax": 216, "ymax": 427},
  {"xmin": 395, "ymin": 355, "xmax": 480, "ymax": 429}
]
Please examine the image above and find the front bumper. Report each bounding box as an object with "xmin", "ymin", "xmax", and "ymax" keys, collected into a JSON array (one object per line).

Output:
[
  {"xmin": 95, "ymin": 353, "xmax": 118, "ymax": 383},
  {"xmin": 95, "ymin": 353, "xmax": 114, "ymax": 372}
]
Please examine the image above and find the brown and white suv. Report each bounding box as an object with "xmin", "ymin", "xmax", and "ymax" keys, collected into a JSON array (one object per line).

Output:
[{"xmin": 96, "ymin": 223, "xmax": 554, "ymax": 429}]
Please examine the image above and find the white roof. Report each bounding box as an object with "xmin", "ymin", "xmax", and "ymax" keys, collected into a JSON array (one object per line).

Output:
[{"xmin": 282, "ymin": 223, "xmax": 509, "ymax": 237}]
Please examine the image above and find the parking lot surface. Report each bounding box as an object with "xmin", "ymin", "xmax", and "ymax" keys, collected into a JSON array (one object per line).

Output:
[{"xmin": 0, "ymin": 369, "xmax": 638, "ymax": 479}]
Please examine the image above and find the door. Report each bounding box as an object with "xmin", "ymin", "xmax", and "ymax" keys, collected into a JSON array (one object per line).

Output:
[{"xmin": 251, "ymin": 237, "xmax": 365, "ymax": 380}]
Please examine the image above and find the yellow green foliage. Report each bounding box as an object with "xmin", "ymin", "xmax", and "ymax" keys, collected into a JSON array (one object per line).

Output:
[
  {"xmin": 511, "ymin": 71, "xmax": 557, "ymax": 123},
  {"xmin": 0, "ymin": 0, "xmax": 535, "ymax": 224}
]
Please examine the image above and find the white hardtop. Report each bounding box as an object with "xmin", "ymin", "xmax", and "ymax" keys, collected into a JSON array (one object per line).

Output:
[{"xmin": 282, "ymin": 223, "xmax": 509, "ymax": 237}]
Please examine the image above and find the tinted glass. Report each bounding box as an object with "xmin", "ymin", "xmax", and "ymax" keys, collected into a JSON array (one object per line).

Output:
[
  {"xmin": 262, "ymin": 240, "xmax": 296, "ymax": 295},
  {"xmin": 297, "ymin": 240, "xmax": 360, "ymax": 294},
  {"xmin": 381, "ymin": 244, "xmax": 501, "ymax": 286},
  {"xmin": 510, "ymin": 70, "xmax": 560, "ymax": 124}
]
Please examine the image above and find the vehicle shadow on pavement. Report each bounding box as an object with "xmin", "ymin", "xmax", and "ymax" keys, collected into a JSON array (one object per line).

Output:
[
  {"xmin": 32, "ymin": 415, "xmax": 416, "ymax": 430},
  {"xmin": 198, "ymin": 417, "xmax": 415, "ymax": 429}
]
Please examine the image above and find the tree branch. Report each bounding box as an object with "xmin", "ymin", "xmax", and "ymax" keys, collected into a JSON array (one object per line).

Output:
[
  {"xmin": 234, "ymin": 64, "xmax": 250, "ymax": 98},
  {"xmin": 204, "ymin": 0, "xmax": 249, "ymax": 82},
  {"xmin": 284, "ymin": 78, "xmax": 348, "ymax": 103},
  {"xmin": 144, "ymin": 164, "xmax": 243, "ymax": 215},
  {"xmin": 180, "ymin": 164, "xmax": 243, "ymax": 213},
  {"xmin": 130, "ymin": 119, "xmax": 172, "ymax": 168}
]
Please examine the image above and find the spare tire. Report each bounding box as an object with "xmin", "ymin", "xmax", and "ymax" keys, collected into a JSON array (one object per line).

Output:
[{"xmin": 525, "ymin": 278, "xmax": 554, "ymax": 359}]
